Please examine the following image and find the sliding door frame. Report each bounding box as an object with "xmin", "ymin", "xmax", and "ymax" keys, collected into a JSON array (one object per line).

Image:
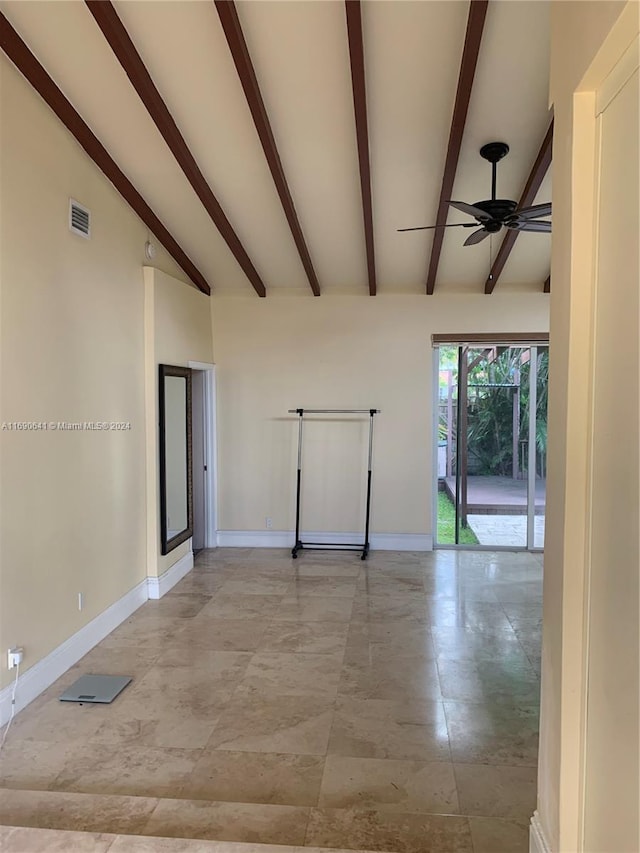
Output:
[{"xmin": 432, "ymin": 334, "xmax": 549, "ymax": 551}]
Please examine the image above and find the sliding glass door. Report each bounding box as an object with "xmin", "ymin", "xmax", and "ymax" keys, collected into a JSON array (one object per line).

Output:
[{"xmin": 435, "ymin": 342, "xmax": 548, "ymax": 549}]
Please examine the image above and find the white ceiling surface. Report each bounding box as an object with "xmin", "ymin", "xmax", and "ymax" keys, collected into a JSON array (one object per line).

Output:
[
  {"xmin": 237, "ymin": 0, "xmax": 369, "ymax": 293},
  {"xmin": 115, "ymin": 0, "xmax": 309, "ymax": 292},
  {"xmin": 365, "ymin": 1, "xmax": 469, "ymax": 293},
  {"xmin": 1, "ymin": 0, "xmax": 551, "ymax": 296}
]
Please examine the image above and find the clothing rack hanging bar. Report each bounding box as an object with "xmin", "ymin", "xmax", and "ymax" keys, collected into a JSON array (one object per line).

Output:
[
  {"xmin": 287, "ymin": 409, "xmax": 381, "ymax": 414},
  {"xmin": 290, "ymin": 407, "xmax": 379, "ymax": 560}
]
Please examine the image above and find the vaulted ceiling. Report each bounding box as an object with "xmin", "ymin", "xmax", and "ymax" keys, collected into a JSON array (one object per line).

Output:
[{"xmin": 0, "ymin": 0, "xmax": 552, "ymax": 297}]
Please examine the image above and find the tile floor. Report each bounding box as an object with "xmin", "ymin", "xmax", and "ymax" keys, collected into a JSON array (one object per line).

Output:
[
  {"xmin": 0, "ymin": 824, "xmax": 388, "ymax": 853},
  {"xmin": 0, "ymin": 548, "xmax": 543, "ymax": 853}
]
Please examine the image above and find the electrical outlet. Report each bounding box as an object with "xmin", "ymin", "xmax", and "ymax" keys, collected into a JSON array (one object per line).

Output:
[
  {"xmin": 265, "ymin": 517, "xmax": 273, "ymax": 529},
  {"xmin": 7, "ymin": 647, "xmax": 23, "ymax": 669}
]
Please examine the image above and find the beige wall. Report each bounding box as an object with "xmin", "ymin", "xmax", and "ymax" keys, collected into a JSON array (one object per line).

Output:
[
  {"xmin": 0, "ymin": 57, "xmax": 203, "ymax": 689},
  {"xmin": 212, "ymin": 295, "xmax": 549, "ymax": 537},
  {"xmin": 144, "ymin": 267, "xmax": 213, "ymax": 577},
  {"xmin": 540, "ymin": 2, "xmax": 637, "ymax": 850}
]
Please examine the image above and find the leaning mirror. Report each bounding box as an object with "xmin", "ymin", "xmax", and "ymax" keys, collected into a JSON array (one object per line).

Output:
[{"xmin": 159, "ymin": 365, "xmax": 192, "ymax": 554}]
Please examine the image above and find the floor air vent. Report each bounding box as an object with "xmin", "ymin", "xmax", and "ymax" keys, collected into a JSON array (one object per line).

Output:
[{"xmin": 69, "ymin": 199, "xmax": 90, "ymax": 238}]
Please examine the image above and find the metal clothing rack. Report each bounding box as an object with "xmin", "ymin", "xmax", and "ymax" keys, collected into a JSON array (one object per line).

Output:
[{"xmin": 288, "ymin": 408, "xmax": 380, "ymax": 561}]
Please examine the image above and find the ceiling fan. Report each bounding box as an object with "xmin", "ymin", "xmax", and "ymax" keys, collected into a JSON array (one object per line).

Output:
[{"xmin": 399, "ymin": 142, "xmax": 551, "ymax": 246}]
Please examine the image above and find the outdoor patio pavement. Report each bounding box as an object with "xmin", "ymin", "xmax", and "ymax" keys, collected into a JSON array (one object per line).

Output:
[
  {"xmin": 444, "ymin": 477, "xmax": 545, "ymax": 515},
  {"xmin": 441, "ymin": 476, "xmax": 546, "ymax": 547},
  {"xmin": 467, "ymin": 515, "xmax": 546, "ymax": 549}
]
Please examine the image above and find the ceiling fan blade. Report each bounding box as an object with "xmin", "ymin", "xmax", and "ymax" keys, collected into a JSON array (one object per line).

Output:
[
  {"xmin": 512, "ymin": 202, "xmax": 552, "ymax": 220},
  {"xmin": 447, "ymin": 201, "xmax": 491, "ymax": 221},
  {"xmin": 397, "ymin": 223, "xmax": 476, "ymax": 232},
  {"xmin": 463, "ymin": 228, "xmax": 491, "ymax": 246},
  {"xmin": 511, "ymin": 220, "xmax": 552, "ymax": 233}
]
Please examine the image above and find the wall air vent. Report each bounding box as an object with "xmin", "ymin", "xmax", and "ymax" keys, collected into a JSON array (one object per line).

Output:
[{"xmin": 69, "ymin": 199, "xmax": 90, "ymax": 238}]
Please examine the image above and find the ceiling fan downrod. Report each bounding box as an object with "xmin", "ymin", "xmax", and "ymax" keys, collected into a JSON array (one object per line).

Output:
[{"xmin": 479, "ymin": 141, "xmax": 509, "ymax": 201}]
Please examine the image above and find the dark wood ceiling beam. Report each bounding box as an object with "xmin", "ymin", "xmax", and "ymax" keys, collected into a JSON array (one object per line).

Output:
[
  {"xmin": 543, "ymin": 275, "xmax": 551, "ymax": 293},
  {"xmin": 0, "ymin": 13, "xmax": 210, "ymax": 295},
  {"xmin": 85, "ymin": 1, "xmax": 266, "ymax": 297},
  {"xmin": 345, "ymin": 0, "xmax": 376, "ymax": 296},
  {"xmin": 484, "ymin": 119, "xmax": 554, "ymax": 294},
  {"xmin": 215, "ymin": 1, "xmax": 320, "ymax": 297},
  {"xmin": 426, "ymin": 0, "xmax": 489, "ymax": 295}
]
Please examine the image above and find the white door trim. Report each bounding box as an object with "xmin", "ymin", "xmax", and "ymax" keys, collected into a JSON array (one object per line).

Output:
[{"xmin": 188, "ymin": 361, "xmax": 217, "ymax": 548}]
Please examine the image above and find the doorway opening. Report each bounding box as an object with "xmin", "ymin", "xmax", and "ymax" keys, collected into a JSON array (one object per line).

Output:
[
  {"xmin": 188, "ymin": 362, "xmax": 217, "ymax": 553},
  {"xmin": 433, "ymin": 337, "xmax": 548, "ymax": 550}
]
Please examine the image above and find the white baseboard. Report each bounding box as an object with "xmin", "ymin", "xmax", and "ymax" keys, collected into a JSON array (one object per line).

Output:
[
  {"xmin": 216, "ymin": 530, "xmax": 433, "ymax": 551},
  {"xmin": 216, "ymin": 530, "xmax": 291, "ymax": 548},
  {"xmin": 530, "ymin": 811, "xmax": 552, "ymax": 853},
  {"xmin": 147, "ymin": 551, "xmax": 193, "ymax": 599},
  {"xmin": 0, "ymin": 578, "xmax": 148, "ymax": 727},
  {"xmin": 370, "ymin": 532, "xmax": 433, "ymax": 551}
]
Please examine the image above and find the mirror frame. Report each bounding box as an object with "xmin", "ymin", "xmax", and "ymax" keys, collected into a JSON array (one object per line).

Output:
[{"xmin": 159, "ymin": 364, "xmax": 193, "ymax": 555}]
